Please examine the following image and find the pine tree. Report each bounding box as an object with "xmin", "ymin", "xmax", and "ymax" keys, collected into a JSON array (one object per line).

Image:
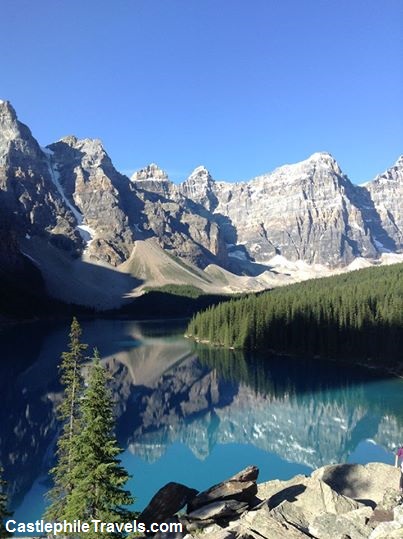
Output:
[
  {"xmin": 63, "ymin": 350, "xmax": 134, "ymax": 538},
  {"xmin": 45, "ymin": 317, "xmax": 88, "ymax": 520},
  {"xmin": 0, "ymin": 467, "xmax": 12, "ymax": 539},
  {"xmin": 186, "ymin": 263, "xmax": 403, "ymax": 363}
]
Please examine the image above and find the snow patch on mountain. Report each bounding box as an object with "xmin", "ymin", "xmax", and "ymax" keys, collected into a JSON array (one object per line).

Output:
[
  {"xmin": 131, "ymin": 163, "xmax": 169, "ymax": 182},
  {"xmin": 42, "ymin": 148, "xmax": 95, "ymax": 247},
  {"xmin": 189, "ymin": 165, "xmax": 211, "ymax": 178},
  {"xmin": 373, "ymin": 239, "xmax": 391, "ymax": 253},
  {"xmin": 77, "ymin": 225, "xmax": 94, "ymax": 245},
  {"xmin": 40, "ymin": 145, "xmax": 54, "ymax": 156},
  {"xmin": 379, "ymin": 252, "xmax": 403, "ymax": 265},
  {"xmin": 228, "ymin": 249, "xmax": 248, "ymax": 261},
  {"xmin": 346, "ymin": 258, "xmax": 373, "ymax": 271}
]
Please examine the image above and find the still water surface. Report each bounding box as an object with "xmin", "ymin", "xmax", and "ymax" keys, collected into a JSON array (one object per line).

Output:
[{"xmin": 1, "ymin": 318, "xmax": 402, "ymax": 525}]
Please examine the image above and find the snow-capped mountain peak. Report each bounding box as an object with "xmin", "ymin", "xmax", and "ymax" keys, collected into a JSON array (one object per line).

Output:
[
  {"xmin": 188, "ymin": 165, "xmax": 212, "ymax": 179},
  {"xmin": 0, "ymin": 99, "xmax": 402, "ymax": 298},
  {"xmin": 131, "ymin": 163, "xmax": 169, "ymax": 182},
  {"xmin": 394, "ymin": 155, "xmax": 403, "ymax": 168}
]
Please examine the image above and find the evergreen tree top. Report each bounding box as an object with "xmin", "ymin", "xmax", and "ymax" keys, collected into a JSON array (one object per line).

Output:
[{"xmin": 0, "ymin": 466, "xmax": 12, "ymax": 539}]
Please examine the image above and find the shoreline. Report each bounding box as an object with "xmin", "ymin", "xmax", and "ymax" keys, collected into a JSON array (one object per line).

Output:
[{"xmin": 185, "ymin": 333, "xmax": 403, "ymax": 380}]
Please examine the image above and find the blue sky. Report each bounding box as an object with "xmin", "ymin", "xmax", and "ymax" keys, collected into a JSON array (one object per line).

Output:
[{"xmin": 0, "ymin": 0, "xmax": 402, "ymax": 183}]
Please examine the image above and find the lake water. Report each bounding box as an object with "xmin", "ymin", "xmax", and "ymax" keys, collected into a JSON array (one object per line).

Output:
[{"xmin": 1, "ymin": 318, "xmax": 403, "ymax": 527}]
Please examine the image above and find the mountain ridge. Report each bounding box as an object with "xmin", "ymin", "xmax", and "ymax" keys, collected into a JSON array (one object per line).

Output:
[{"xmin": 0, "ymin": 99, "xmax": 402, "ymax": 310}]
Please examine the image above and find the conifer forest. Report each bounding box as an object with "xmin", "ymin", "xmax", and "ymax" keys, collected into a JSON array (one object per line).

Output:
[{"xmin": 186, "ymin": 264, "xmax": 403, "ymax": 365}]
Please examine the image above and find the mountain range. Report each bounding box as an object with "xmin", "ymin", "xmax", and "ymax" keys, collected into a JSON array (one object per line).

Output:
[{"xmin": 0, "ymin": 99, "xmax": 402, "ymax": 309}]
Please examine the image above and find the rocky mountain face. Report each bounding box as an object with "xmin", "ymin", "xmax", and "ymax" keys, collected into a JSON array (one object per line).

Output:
[
  {"xmin": 174, "ymin": 153, "xmax": 402, "ymax": 268},
  {"xmin": 131, "ymin": 163, "xmax": 228, "ymax": 268},
  {"xmin": 130, "ymin": 153, "xmax": 403, "ymax": 270},
  {"xmin": 364, "ymin": 155, "xmax": 403, "ymax": 252},
  {"xmin": 0, "ymin": 99, "xmax": 402, "ymax": 306},
  {"xmin": 0, "ymin": 101, "xmax": 80, "ymax": 253},
  {"xmin": 211, "ymin": 154, "xmax": 378, "ymax": 266},
  {"xmin": 47, "ymin": 135, "xmax": 139, "ymax": 265}
]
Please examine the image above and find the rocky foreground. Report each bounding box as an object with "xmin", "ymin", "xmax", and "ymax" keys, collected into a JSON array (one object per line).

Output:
[{"xmin": 139, "ymin": 462, "xmax": 403, "ymax": 539}]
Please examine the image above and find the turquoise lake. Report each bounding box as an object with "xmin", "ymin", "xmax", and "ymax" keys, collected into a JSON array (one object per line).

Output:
[{"xmin": 1, "ymin": 318, "xmax": 402, "ymax": 529}]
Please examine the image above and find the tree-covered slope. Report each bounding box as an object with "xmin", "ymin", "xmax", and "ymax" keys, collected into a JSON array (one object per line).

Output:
[{"xmin": 186, "ymin": 263, "xmax": 403, "ymax": 365}]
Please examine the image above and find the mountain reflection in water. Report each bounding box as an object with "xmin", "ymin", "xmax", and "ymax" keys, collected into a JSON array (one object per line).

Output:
[{"xmin": 0, "ymin": 318, "xmax": 402, "ymax": 519}]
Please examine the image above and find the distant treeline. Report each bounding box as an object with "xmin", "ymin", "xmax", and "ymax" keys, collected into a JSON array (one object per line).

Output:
[
  {"xmin": 107, "ymin": 284, "xmax": 233, "ymax": 318},
  {"xmin": 186, "ymin": 264, "xmax": 403, "ymax": 365}
]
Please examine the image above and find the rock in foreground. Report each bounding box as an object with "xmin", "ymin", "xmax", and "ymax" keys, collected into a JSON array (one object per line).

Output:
[{"xmin": 137, "ymin": 462, "xmax": 403, "ymax": 538}]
